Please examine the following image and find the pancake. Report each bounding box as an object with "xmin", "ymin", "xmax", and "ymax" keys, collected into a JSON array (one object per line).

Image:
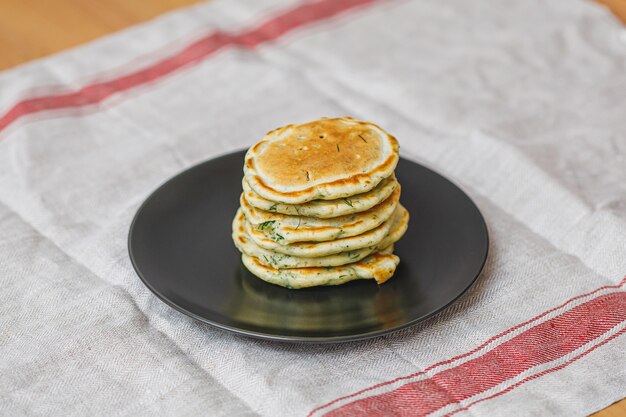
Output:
[
  {"xmin": 241, "ymin": 249, "xmax": 399, "ymax": 289},
  {"xmin": 242, "ymin": 174, "xmax": 398, "ymax": 219},
  {"xmin": 243, "ymin": 205, "xmax": 408, "ymax": 258},
  {"xmin": 240, "ymin": 185, "xmax": 400, "ymax": 244},
  {"xmin": 233, "ymin": 117, "xmax": 409, "ymax": 288},
  {"xmin": 227, "ymin": 249, "xmax": 407, "ymax": 329},
  {"xmin": 244, "ymin": 117, "xmax": 399, "ymax": 204},
  {"xmin": 233, "ymin": 203, "xmax": 409, "ymax": 268}
]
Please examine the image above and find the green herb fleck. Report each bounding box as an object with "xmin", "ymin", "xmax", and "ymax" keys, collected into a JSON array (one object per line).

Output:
[
  {"xmin": 343, "ymin": 198, "xmax": 353, "ymax": 207},
  {"xmin": 271, "ymin": 233, "xmax": 285, "ymax": 242},
  {"xmin": 268, "ymin": 203, "xmax": 278, "ymax": 211},
  {"xmin": 293, "ymin": 205, "xmax": 302, "ymax": 230},
  {"xmin": 257, "ymin": 220, "xmax": 276, "ymax": 231}
]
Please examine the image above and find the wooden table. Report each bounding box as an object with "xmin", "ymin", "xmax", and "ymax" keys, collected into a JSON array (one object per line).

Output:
[
  {"xmin": 0, "ymin": 0, "xmax": 624, "ymax": 68},
  {"xmin": 0, "ymin": 0, "xmax": 624, "ymax": 415}
]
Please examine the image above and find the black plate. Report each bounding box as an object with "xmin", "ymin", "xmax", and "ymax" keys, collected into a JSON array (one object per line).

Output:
[{"xmin": 129, "ymin": 150, "xmax": 488, "ymax": 343}]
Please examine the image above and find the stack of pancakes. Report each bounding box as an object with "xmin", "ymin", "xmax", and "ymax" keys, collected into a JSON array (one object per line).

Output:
[{"xmin": 232, "ymin": 117, "xmax": 409, "ymax": 289}]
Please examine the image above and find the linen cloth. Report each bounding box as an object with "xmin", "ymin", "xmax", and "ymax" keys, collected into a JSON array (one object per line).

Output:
[{"xmin": 1, "ymin": 0, "xmax": 626, "ymax": 415}]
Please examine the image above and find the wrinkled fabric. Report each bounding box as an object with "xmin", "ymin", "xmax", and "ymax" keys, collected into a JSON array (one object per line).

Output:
[{"xmin": 0, "ymin": 0, "xmax": 625, "ymax": 416}]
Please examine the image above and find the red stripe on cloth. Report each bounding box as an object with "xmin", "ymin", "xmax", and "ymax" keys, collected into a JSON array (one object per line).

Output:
[
  {"xmin": 323, "ymin": 290, "xmax": 626, "ymax": 417},
  {"xmin": 446, "ymin": 326, "xmax": 626, "ymax": 417},
  {"xmin": 0, "ymin": 0, "xmax": 379, "ymax": 134},
  {"xmin": 308, "ymin": 277, "xmax": 626, "ymax": 417}
]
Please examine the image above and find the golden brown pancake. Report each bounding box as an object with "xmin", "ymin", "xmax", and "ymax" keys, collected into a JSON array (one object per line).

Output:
[
  {"xmin": 241, "ymin": 248, "xmax": 399, "ymax": 289},
  {"xmin": 239, "ymin": 185, "xmax": 400, "ymax": 244},
  {"xmin": 241, "ymin": 174, "xmax": 398, "ymax": 219},
  {"xmin": 243, "ymin": 205, "xmax": 408, "ymax": 258},
  {"xmin": 244, "ymin": 117, "xmax": 399, "ymax": 204},
  {"xmin": 232, "ymin": 201, "xmax": 409, "ymax": 268}
]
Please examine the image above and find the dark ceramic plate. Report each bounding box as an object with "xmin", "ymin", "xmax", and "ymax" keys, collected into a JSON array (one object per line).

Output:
[{"xmin": 129, "ymin": 150, "xmax": 488, "ymax": 343}]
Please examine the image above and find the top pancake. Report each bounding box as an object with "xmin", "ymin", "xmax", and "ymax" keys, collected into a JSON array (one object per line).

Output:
[{"xmin": 244, "ymin": 117, "xmax": 399, "ymax": 204}]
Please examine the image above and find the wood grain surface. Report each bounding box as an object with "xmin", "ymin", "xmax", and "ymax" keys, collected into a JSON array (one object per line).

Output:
[
  {"xmin": 0, "ymin": 0, "xmax": 201, "ymax": 69},
  {"xmin": 0, "ymin": 0, "xmax": 624, "ymax": 416}
]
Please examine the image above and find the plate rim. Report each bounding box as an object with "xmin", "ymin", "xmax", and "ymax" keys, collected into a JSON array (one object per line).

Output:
[{"xmin": 128, "ymin": 149, "xmax": 489, "ymax": 343}]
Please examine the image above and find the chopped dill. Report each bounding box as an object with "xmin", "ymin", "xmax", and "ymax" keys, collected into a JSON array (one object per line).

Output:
[
  {"xmin": 293, "ymin": 205, "xmax": 302, "ymax": 230},
  {"xmin": 268, "ymin": 203, "xmax": 278, "ymax": 211},
  {"xmin": 343, "ymin": 198, "xmax": 353, "ymax": 207},
  {"xmin": 257, "ymin": 220, "xmax": 276, "ymax": 231},
  {"xmin": 271, "ymin": 233, "xmax": 285, "ymax": 241}
]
